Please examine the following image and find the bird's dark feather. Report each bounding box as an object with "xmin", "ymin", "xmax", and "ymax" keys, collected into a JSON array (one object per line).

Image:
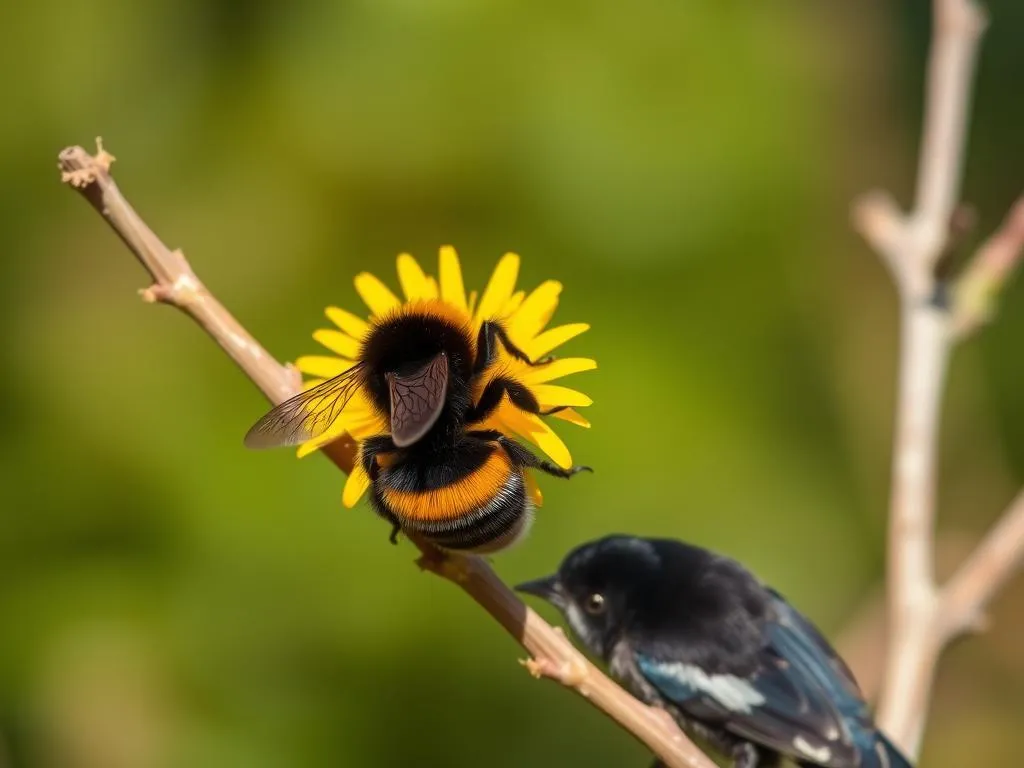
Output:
[
  {"xmin": 634, "ymin": 588, "xmax": 910, "ymax": 768},
  {"xmin": 516, "ymin": 536, "xmax": 914, "ymax": 768}
]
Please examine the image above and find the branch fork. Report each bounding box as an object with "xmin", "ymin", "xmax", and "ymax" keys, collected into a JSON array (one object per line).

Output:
[{"xmin": 853, "ymin": 0, "xmax": 1024, "ymax": 758}]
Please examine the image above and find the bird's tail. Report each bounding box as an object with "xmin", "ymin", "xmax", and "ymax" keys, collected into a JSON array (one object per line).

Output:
[{"xmin": 866, "ymin": 733, "xmax": 913, "ymax": 768}]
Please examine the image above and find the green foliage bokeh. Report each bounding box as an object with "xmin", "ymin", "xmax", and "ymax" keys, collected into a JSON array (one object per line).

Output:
[{"xmin": 1, "ymin": 1, "xmax": 1022, "ymax": 766}]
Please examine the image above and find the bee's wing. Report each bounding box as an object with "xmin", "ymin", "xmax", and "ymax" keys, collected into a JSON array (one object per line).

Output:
[
  {"xmin": 388, "ymin": 352, "xmax": 449, "ymax": 447},
  {"xmin": 244, "ymin": 364, "xmax": 366, "ymax": 449}
]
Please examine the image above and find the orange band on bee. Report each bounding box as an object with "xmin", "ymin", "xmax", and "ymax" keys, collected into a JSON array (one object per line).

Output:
[{"xmin": 383, "ymin": 448, "xmax": 515, "ymax": 521}]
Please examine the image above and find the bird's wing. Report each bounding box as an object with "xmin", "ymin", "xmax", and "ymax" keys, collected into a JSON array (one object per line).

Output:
[
  {"xmin": 763, "ymin": 588, "xmax": 865, "ymax": 707},
  {"xmin": 636, "ymin": 596, "xmax": 867, "ymax": 768},
  {"xmin": 757, "ymin": 596, "xmax": 910, "ymax": 768}
]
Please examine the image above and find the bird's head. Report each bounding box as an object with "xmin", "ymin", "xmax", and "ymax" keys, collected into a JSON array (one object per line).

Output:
[{"xmin": 515, "ymin": 535, "xmax": 668, "ymax": 658}]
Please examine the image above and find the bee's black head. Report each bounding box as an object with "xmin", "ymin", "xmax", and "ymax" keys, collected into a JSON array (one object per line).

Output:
[{"xmin": 360, "ymin": 308, "xmax": 475, "ymax": 444}]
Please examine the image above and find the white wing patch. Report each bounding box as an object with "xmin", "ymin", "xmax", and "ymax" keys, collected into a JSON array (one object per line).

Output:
[
  {"xmin": 794, "ymin": 736, "xmax": 832, "ymax": 763},
  {"xmin": 654, "ymin": 661, "xmax": 767, "ymax": 713},
  {"xmin": 563, "ymin": 600, "xmax": 603, "ymax": 653},
  {"xmin": 874, "ymin": 739, "xmax": 892, "ymax": 768}
]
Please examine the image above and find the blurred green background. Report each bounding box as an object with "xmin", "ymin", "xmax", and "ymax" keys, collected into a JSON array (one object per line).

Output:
[{"xmin": 2, "ymin": 1, "xmax": 1022, "ymax": 766}]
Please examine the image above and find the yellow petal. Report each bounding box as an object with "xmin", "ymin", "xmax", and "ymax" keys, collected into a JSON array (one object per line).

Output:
[
  {"xmin": 296, "ymin": 422, "xmax": 349, "ymax": 458},
  {"xmin": 425, "ymin": 277, "xmax": 439, "ymax": 298},
  {"xmin": 312, "ymin": 329, "xmax": 361, "ymax": 359},
  {"xmin": 500, "ymin": 406, "xmax": 572, "ymax": 469},
  {"xmin": 467, "ymin": 290, "xmax": 478, "ymax": 317},
  {"xmin": 475, "ymin": 253, "xmax": 520, "ymax": 323},
  {"xmin": 524, "ymin": 323, "xmax": 590, "ymax": 359},
  {"xmin": 476, "ymin": 412, "xmax": 504, "ymax": 435},
  {"xmin": 325, "ymin": 307, "xmax": 370, "ymax": 339},
  {"xmin": 344, "ymin": 398, "xmax": 388, "ymax": 439},
  {"xmin": 502, "ymin": 291, "xmax": 525, "ymax": 315},
  {"xmin": 295, "ymin": 356, "xmax": 355, "ymax": 379},
  {"xmin": 525, "ymin": 472, "xmax": 543, "ymax": 506},
  {"xmin": 396, "ymin": 253, "xmax": 433, "ymax": 301},
  {"xmin": 354, "ymin": 272, "xmax": 401, "ymax": 317},
  {"xmin": 294, "ymin": 397, "xmax": 379, "ymax": 458},
  {"xmin": 342, "ymin": 464, "xmax": 371, "ymax": 508},
  {"xmin": 522, "ymin": 357, "xmax": 597, "ymax": 384},
  {"xmin": 348, "ymin": 416, "xmax": 386, "ymax": 440},
  {"xmin": 552, "ymin": 408, "xmax": 591, "ymax": 428},
  {"xmin": 346, "ymin": 390, "xmax": 375, "ymax": 413},
  {"xmin": 509, "ymin": 281, "xmax": 561, "ymax": 342},
  {"xmin": 532, "ymin": 385, "xmax": 593, "ymax": 408},
  {"xmin": 438, "ymin": 245, "xmax": 467, "ymax": 311},
  {"xmin": 297, "ymin": 436, "xmax": 329, "ymax": 458}
]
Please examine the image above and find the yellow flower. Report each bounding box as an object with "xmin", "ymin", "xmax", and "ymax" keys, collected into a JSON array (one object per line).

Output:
[{"xmin": 293, "ymin": 246, "xmax": 595, "ymax": 508}]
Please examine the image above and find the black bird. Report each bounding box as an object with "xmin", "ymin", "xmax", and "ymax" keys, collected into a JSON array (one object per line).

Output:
[{"xmin": 516, "ymin": 535, "xmax": 912, "ymax": 768}]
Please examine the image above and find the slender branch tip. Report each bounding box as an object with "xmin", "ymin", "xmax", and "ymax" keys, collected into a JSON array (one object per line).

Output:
[
  {"xmin": 852, "ymin": 191, "xmax": 907, "ymax": 275},
  {"xmin": 58, "ymin": 139, "xmax": 116, "ymax": 187},
  {"xmin": 139, "ymin": 286, "xmax": 162, "ymax": 304},
  {"xmin": 951, "ymin": 195, "xmax": 1024, "ymax": 337},
  {"xmin": 851, "ymin": 190, "xmax": 904, "ymax": 238}
]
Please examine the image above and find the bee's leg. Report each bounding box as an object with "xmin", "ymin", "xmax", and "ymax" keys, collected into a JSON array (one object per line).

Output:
[
  {"xmin": 467, "ymin": 429, "xmax": 505, "ymax": 441},
  {"xmin": 471, "ymin": 430, "xmax": 592, "ymax": 479},
  {"xmin": 538, "ymin": 405, "xmax": 567, "ymax": 416},
  {"xmin": 465, "ymin": 376, "xmax": 540, "ymax": 423},
  {"xmin": 528, "ymin": 458, "xmax": 592, "ymax": 480},
  {"xmin": 357, "ymin": 436, "xmax": 403, "ymax": 544},
  {"xmin": 474, "ymin": 321, "xmax": 552, "ymax": 375}
]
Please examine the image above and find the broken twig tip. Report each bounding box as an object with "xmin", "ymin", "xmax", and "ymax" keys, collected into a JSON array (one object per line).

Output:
[
  {"xmin": 58, "ymin": 142, "xmax": 114, "ymax": 188},
  {"xmin": 139, "ymin": 285, "xmax": 172, "ymax": 304},
  {"xmin": 520, "ymin": 658, "xmax": 545, "ymax": 679},
  {"xmin": 94, "ymin": 136, "xmax": 116, "ymax": 171}
]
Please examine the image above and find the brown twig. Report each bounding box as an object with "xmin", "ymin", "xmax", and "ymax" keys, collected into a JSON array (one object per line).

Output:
[
  {"xmin": 939, "ymin": 489, "xmax": 1024, "ymax": 636},
  {"xmin": 951, "ymin": 196, "xmax": 1024, "ymax": 337},
  {"xmin": 58, "ymin": 141, "xmax": 716, "ymax": 768},
  {"xmin": 853, "ymin": 0, "xmax": 1024, "ymax": 758}
]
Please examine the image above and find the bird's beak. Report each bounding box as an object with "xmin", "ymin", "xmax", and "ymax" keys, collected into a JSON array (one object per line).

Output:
[{"xmin": 514, "ymin": 574, "xmax": 566, "ymax": 609}]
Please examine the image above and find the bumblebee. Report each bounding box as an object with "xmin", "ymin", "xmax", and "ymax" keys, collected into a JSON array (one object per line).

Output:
[{"xmin": 245, "ymin": 299, "xmax": 590, "ymax": 553}]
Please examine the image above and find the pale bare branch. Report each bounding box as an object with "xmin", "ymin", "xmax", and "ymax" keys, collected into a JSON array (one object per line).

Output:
[
  {"xmin": 853, "ymin": 0, "xmax": 1024, "ymax": 759},
  {"xmin": 940, "ymin": 490, "xmax": 1024, "ymax": 637},
  {"xmin": 57, "ymin": 142, "xmax": 301, "ymax": 407},
  {"xmin": 851, "ymin": 190, "xmax": 907, "ymax": 282},
  {"xmin": 911, "ymin": 0, "xmax": 988, "ymax": 263}
]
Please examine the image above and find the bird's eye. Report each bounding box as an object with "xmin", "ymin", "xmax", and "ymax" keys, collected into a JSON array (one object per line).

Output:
[{"xmin": 584, "ymin": 593, "xmax": 606, "ymax": 615}]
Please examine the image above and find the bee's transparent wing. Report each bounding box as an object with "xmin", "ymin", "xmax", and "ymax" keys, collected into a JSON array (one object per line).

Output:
[{"xmin": 244, "ymin": 364, "xmax": 366, "ymax": 449}]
